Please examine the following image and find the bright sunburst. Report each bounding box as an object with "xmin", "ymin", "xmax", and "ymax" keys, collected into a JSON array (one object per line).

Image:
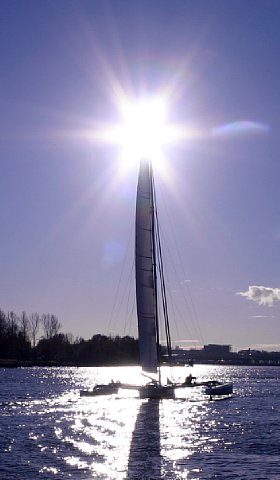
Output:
[
  {"xmin": 103, "ymin": 95, "xmax": 182, "ymax": 172},
  {"xmin": 116, "ymin": 97, "xmax": 167, "ymax": 167},
  {"xmin": 76, "ymin": 81, "xmax": 201, "ymax": 179}
]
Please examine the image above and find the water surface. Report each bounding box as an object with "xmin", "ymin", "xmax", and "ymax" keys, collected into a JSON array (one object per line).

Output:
[{"xmin": 1, "ymin": 365, "xmax": 280, "ymax": 479}]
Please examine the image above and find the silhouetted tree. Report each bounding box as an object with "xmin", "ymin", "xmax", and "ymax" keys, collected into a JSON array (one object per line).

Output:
[
  {"xmin": 35, "ymin": 333, "xmax": 73, "ymax": 362},
  {"xmin": 19, "ymin": 311, "xmax": 30, "ymax": 343},
  {"xmin": 42, "ymin": 314, "xmax": 61, "ymax": 339},
  {"xmin": 6, "ymin": 311, "xmax": 19, "ymax": 358},
  {"xmin": 29, "ymin": 313, "xmax": 41, "ymax": 348},
  {"xmin": 0, "ymin": 307, "xmax": 141, "ymax": 365},
  {"xmin": 73, "ymin": 334, "xmax": 139, "ymax": 365},
  {"xmin": 0, "ymin": 309, "xmax": 7, "ymax": 356}
]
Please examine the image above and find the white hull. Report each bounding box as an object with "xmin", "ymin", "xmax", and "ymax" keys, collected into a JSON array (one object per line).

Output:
[
  {"xmin": 80, "ymin": 383, "xmax": 120, "ymax": 397},
  {"xmin": 205, "ymin": 382, "xmax": 233, "ymax": 397}
]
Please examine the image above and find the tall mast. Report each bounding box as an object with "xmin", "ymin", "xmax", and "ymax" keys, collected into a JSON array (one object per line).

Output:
[
  {"xmin": 151, "ymin": 164, "xmax": 173, "ymax": 378},
  {"xmin": 150, "ymin": 161, "xmax": 162, "ymax": 384}
]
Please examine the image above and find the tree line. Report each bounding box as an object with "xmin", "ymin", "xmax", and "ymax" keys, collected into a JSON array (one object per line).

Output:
[{"xmin": 0, "ymin": 309, "xmax": 139, "ymax": 366}]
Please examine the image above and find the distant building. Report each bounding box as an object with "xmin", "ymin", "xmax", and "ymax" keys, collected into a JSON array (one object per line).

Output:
[
  {"xmin": 238, "ymin": 348, "xmax": 252, "ymax": 357},
  {"xmin": 203, "ymin": 344, "xmax": 231, "ymax": 359}
]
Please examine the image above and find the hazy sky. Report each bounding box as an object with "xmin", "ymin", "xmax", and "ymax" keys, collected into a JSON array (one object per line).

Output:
[{"xmin": 1, "ymin": 0, "xmax": 280, "ymax": 351}]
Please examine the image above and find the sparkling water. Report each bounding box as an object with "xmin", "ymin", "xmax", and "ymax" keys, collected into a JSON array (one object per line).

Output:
[{"xmin": 1, "ymin": 365, "xmax": 280, "ymax": 479}]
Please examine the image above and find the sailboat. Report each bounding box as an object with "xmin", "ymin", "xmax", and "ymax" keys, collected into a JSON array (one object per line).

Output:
[
  {"xmin": 80, "ymin": 157, "xmax": 233, "ymax": 399},
  {"xmin": 81, "ymin": 157, "xmax": 175, "ymax": 399},
  {"xmin": 133, "ymin": 158, "xmax": 233, "ymax": 399},
  {"xmin": 135, "ymin": 158, "xmax": 175, "ymax": 399}
]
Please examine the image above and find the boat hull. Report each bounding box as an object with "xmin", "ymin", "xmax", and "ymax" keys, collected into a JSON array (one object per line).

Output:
[
  {"xmin": 80, "ymin": 384, "xmax": 119, "ymax": 397},
  {"xmin": 205, "ymin": 382, "xmax": 233, "ymax": 396}
]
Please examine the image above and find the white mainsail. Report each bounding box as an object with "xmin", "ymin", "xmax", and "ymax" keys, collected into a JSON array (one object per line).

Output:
[{"xmin": 135, "ymin": 159, "xmax": 158, "ymax": 373}]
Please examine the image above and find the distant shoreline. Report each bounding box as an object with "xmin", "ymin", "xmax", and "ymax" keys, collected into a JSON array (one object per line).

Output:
[
  {"xmin": 0, "ymin": 359, "xmax": 139, "ymax": 368},
  {"xmin": 1, "ymin": 359, "xmax": 280, "ymax": 368}
]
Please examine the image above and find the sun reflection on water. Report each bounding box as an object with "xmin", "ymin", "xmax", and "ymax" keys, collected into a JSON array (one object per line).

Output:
[
  {"xmin": 2, "ymin": 365, "xmax": 279, "ymax": 478},
  {"xmin": 1, "ymin": 365, "xmax": 238, "ymax": 479},
  {"xmin": 68, "ymin": 365, "xmax": 230, "ymax": 478}
]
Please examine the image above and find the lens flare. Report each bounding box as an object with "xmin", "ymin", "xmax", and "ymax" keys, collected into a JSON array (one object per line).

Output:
[{"xmin": 212, "ymin": 120, "xmax": 269, "ymax": 137}]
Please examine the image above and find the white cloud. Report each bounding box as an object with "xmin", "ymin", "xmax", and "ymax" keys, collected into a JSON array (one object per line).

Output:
[{"xmin": 238, "ymin": 285, "xmax": 280, "ymax": 306}]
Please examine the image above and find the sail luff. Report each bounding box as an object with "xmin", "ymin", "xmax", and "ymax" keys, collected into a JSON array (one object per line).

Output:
[{"xmin": 135, "ymin": 159, "xmax": 158, "ymax": 374}]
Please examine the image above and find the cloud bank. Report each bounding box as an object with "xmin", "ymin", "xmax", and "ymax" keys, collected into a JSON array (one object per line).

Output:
[{"xmin": 238, "ymin": 285, "xmax": 280, "ymax": 306}]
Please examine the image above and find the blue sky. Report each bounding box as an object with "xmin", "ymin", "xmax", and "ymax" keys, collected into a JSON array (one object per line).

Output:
[{"xmin": 1, "ymin": 0, "xmax": 280, "ymax": 350}]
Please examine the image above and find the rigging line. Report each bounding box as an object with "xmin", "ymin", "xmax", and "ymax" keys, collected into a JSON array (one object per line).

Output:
[
  {"xmin": 184, "ymin": 281, "xmax": 204, "ymax": 345},
  {"xmin": 156, "ymin": 219, "xmax": 172, "ymax": 362},
  {"xmin": 106, "ymin": 223, "xmax": 134, "ymax": 335},
  {"xmin": 153, "ymin": 240, "xmax": 176, "ymax": 383},
  {"xmin": 170, "ymin": 235, "xmax": 205, "ymax": 343},
  {"xmin": 122, "ymin": 259, "xmax": 135, "ymax": 336},
  {"xmin": 150, "ymin": 161, "xmax": 161, "ymax": 384},
  {"xmin": 153, "ymin": 238, "xmax": 182, "ymax": 342},
  {"xmin": 152, "ymin": 172, "xmax": 173, "ymax": 365},
  {"xmin": 168, "ymin": 291, "xmax": 193, "ymax": 341},
  {"xmin": 156, "ymin": 181, "xmax": 204, "ymax": 345},
  {"xmin": 110, "ymin": 259, "xmax": 134, "ymax": 335},
  {"xmin": 153, "ymin": 229, "xmax": 181, "ymax": 343},
  {"xmin": 125, "ymin": 297, "xmax": 136, "ymax": 337},
  {"xmin": 165, "ymin": 277, "xmax": 193, "ymax": 341},
  {"xmin": 158, "ymin": 224, "xmax": 203, "ymax": 344}
]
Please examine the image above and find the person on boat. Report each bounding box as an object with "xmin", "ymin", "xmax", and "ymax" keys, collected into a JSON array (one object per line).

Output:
[{"xmin": 184, "ymin": 373, "xmax": 196, "ymax": 385}]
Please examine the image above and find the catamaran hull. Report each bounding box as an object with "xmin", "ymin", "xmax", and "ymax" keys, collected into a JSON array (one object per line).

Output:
[{"xmin": 139, "ymin": 384, "xmax": 175, "ymax": 399}]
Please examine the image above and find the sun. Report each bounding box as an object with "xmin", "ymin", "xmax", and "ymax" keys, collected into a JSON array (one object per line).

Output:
[
  {"xmin": 119, "ymin": 98, "xmax": 167, "ymax": 161},
  {"xmin": 108, "ymin": 96, "xmax": 172, "ymax": 170},
  {"xmin": 88, "ymin": 93, "xmax": 192, "ymax": 175}
]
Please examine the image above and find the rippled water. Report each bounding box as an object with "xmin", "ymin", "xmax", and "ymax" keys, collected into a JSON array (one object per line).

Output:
[{"xmin": 1, "ymin": 365, "xmax": 280, "ymax": 479}]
